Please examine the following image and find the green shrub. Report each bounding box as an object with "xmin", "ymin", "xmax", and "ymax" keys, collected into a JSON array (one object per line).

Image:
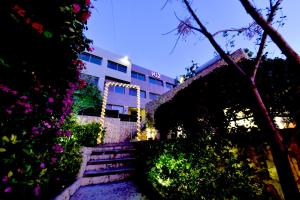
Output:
[
  {"xmin": 73, "ymin": 122, "xmax": 104, "ymax": 147},
  {"xmin": 136, "ymin": 139, "xmax": 266, "ymax": 200}
]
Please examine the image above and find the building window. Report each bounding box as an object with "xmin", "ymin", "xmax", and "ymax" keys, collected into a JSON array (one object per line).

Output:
[
  {"xmin": 107, "ymin": 60, "xmax": 127, "ymax": 73},
  {"xmin": 166, "ymin": 82, "xmax": 175, "ymax": 89},
  {"xmin": 79, "ymin": 52, "xmax": 90, "ymax": 62},
  {"xmin": 149, "ymin": 92, "xmax": 160, "ymax": 100},
  {"xmin": 80, "ymin": 73, "xmax": 99, "ymax": 86},
  {"xmin": 115, "ymin": 86, "xmax": 125, "ymax": 94},
  {"xmin": 107, "ymin": 104, "xmax": 124, "ymax": 113},
  {"xmin": 90, "ymin": 55, "xmax": 102, "ymax": 65},
  {"xmin": 108, "ymin": 85, "xmax": 125, "ymax": 94},
  {"xmin": 149, "ymin": 77, "xmax": 163, "ymax": 86},
  {"xmin": 141, "ymin": 90, "xmax": 146, "ymax": 98},
  {"xmin": 131, "ymin": 71, "xmax": 146, "ymax": 81},
  {"xmin": 129, "ymin": 88, "xmax": 137, "ymax": 96},
  {"xmin": 79, "ymin": 52, "xmax": 102, "ymax": 65}
]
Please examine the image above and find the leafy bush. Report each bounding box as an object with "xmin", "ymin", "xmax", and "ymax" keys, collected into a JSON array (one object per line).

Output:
[
  {"xmin": 135, "ymin": 139, "xmax": 266, "ymax": 200},
  {"xmin": 74, "ymin": 122, "xmax": 104, "ymax": 146},
  {"xmin": 73, "ymin": 81, "xmax": 102, "ymax": 116},
  {"xmin": 0, "ymin": 0, "xmax": 92, "ymax": 198}
]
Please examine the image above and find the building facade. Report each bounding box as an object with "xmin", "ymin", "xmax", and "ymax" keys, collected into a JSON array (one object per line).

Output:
[{"xmin": 79, "ymin": 47, "xmax": 176, "ymax": 119}]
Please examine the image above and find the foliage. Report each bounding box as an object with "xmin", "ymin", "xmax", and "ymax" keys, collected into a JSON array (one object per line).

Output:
[
  {"xmin": 0, "ymin": 0, "xmax": 92, "ymax": 198},
  {"xmin": 135, "ymin": 139, "xmax": 266, "ymax": 200},
  {"xmin": 176, "ymin": 60, "xmax": 199, "ymax": 82},
  {"xmin": 74, "ymin": 122, "xmax": 104, "ymax": 146},
  {"xmin": 155, "ymin": 58, "xmax": 300, "ymax": 142},
  {"xmin": 73, "ymin": 81, "xmax": 102, "ymax": 116}
]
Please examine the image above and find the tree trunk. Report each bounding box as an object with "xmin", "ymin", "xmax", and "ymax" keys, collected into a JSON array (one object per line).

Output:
[{"xmin": 251, "ymin": 82, "xmax": 299, "ymax": 200}]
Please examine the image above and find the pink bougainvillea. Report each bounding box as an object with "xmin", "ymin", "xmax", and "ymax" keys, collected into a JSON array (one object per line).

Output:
[{"xmin": 72, "ymin": 4, "xmax": 81, "ymax": 14}]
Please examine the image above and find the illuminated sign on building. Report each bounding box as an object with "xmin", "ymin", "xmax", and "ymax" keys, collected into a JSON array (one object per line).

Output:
[{"xmin": 151, "ymin": 71, "xmax": 161, "ymax": 79}]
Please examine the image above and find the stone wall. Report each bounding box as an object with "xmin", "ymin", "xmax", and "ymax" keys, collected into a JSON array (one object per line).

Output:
[
  {"xmin": 77, "ymin": 115, "xmax": 137, "ymax": 143},
  {"xmin": 145, "ymin": 49, "xmax": 248, "ymax": 120}
]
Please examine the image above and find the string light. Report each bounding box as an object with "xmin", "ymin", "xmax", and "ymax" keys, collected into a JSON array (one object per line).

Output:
[{"xmin": 98, "ymin": 82, "xmax": 141, "ymax": 144}]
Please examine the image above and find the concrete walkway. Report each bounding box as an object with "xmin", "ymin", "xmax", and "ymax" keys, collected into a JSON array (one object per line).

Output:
[{"xmin": 70, "ymin": 181, "xmax": 149, "ymax": 200}]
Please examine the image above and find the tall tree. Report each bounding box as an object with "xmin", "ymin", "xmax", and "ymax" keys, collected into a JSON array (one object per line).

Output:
[{"xmin": 177, "ymin": 0, "xmax": 299, "ymax": 199}]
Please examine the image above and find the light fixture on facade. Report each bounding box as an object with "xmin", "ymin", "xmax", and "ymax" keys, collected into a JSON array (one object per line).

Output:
[{"xmin": 120, "ymin": 56, "xmax": 131, "ymax": 66}]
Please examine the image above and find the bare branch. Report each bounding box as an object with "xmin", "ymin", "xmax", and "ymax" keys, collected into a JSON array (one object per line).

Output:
[
  {"xmin": 240, "ymin": 0, "xmax": 300, "ymax": 64},
  {"xmin": 251, "ymin": 0, "xmax": 281, "ymax": 81},
  {"xmin": 174, "ymin": 13, "xmax": 202, "ymax": 33},
  {"xmin": 212, "ymin": 22, "xmax": 256, "ymax": 37},
  {"xmin": 161, "ymin": 0, "xmax": 170, "ymax": 10},
  {"xmin": 182, "ymin": 0, "xmax": 248, "ymax": 78}
]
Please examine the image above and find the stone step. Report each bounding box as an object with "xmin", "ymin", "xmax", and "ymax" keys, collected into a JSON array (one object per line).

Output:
[
  {"xmin": 91, "ymin": 148, "xmax": 136, "ymax": 155},
  {"xmin": 87, "ymin": 157, "xmax": 135, "ymax": 165},
  {"xmin": 86, "ymin": 158, "xmax": 135, "ymax": 171},
  {"xmin": 80, "ymin": 173, "xmax": 133, "ymax": 186},
  {"xmin": 96, "ymin": 142, "xmax": 134, "ymax": 150},
  {"xmin": 83, "ymin": 167, "xmax": 135, "ymax": 177},
  {"xmin": 89, "ymin": 152, "xmax": 132, "ymax": 160}
]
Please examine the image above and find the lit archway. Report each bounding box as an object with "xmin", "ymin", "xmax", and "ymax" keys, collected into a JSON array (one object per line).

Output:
[{"xmin": 98, "ymin": 81, "xmax": 141, "ymax": 144}]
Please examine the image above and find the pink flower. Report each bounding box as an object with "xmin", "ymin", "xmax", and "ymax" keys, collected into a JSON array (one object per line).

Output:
[
  {"xmin": 81, "ymin": 11, "xmax": 91, "ymax": 22},
  {"xmin": 53, "ymin": 144, "xmax": 64, "ymax": 153},
  {"xmin": 48, "ymin": 97, "xmax": 54, "ymax": 103},
  {"xmin": 78, "ymin": 79, "xmax": 87, "ymax": 89},
  {"xmin": 72, "ymin": 4, "xmax": 81, "ymax": 13},
  {"xmin": 32, "ymin": 22, "xmax": 44, "ymax": 34},
  {"xmin": 85, "ymin": 0, "xmax": 91, "ymax": 6},
  {"xmin": 11, "ymin": 90, "xmax": 17, "ymax": 95},
  {"xmin": 33, "ymin": 185, "xmax": 41, "ymax": 197},
  {"xmin": 43, "ymin": 121, "xmax": 51, "ymax": 128},
  {"xmin": 2, "ymin": 176, "xmax": 8, "ymax": 183},
  {"xmin": 32, "ymin": 127, "xmax": 39, "ymax": 135},
  {"xmin": 51, "ymin": 157, "xmax": 57, "ymax": 165},
  {"xmin": 88, "ymin": 47, "xmax": 94, "ymax": 52},
  {"xmin": 64, "ymin": 130, "xmax": 72, "ymax": 137},
  {"xmin": 25, "ymin": 17, "xmax": 32, "ymax": 24},
  {"xmin": 5, "ymin": 109, "xmax": 12, "ymax": 114},
  {"xmin": 4, "ymin": 186, "xmax": 12, "ymax": 193},
  {"xmin": 40, "ymin": 162, "xmax": 46, "ymax": 169},
  {"xmin": 46, "ymin": 108, "xmax": 53, "ymax": 113},
  {"xmin": 20, "ymin": 95, "xmax": 28, "ymax": 100},
  {"xmin": 12, "ymin": 5, "xmax": 26, "ymax": 17},
  {"xmin": 0, "ymin": 84, "xmax": 10, "ymax": 92}
]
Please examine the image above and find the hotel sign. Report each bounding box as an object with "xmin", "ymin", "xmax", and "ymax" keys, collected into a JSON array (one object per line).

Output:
[{"xmin": 151, "ymin": 71, "xmax": 161, "ymax": 79}]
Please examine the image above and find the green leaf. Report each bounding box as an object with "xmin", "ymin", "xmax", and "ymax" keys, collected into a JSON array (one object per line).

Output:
[
  {"xmin": 43, "ymin": 31, "xmax": 53, "ymax": 38},
  {"xmin": 2, "ymin": 136, "xmax": 9, "ymax": 143},
  {"xmin": 8, "ymin": 171, "xmax": 13, "ymax": 177},
  {"xmin": 0, "ymin": 148, "xmax": 6, "ymax": 152}
]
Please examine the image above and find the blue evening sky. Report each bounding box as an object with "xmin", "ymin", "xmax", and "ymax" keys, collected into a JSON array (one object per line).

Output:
[{"xmin": 85, "ymin": 0, "xmax": 300, "ymax": 78}]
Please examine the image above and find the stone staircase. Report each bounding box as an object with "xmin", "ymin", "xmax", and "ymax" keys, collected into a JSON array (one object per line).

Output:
[
  {"xmin": 80, "ymin": 142, "xmax": 136, "ymax": 185},
  {"xmin": 55, "ymin": 143, "xmax": 137, "ymax": 200}
]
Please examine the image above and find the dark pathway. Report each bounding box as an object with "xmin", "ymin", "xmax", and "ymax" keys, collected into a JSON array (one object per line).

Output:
[{"xmin": 70, "ymin": 181, "xmax": 149, "ymax": 200}]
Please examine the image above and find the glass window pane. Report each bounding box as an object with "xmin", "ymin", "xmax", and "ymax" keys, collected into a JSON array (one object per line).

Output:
[
  {"xmin": 138, "ymin": 74, "xmax": 146, "ymax": 81},
  {"xmin": 115, "ymin": 86, "xmax": 125, "ymax": 94},
  {"xmin": 79, "ymin": 52, "xmax": 90, "ymax": 62},
  {"xmin": 90, "ymin": 55, "xmax": 102, "ymax": 65},
  {"xmin": 107, "ymin": 61, "xmax": 118, "ymax": 70},
  {"xmin": 166, "ymin": 82, "xmax": 174, "ymax": 89},
  {"xmin": 149, "ymin": 92, "xmax": 159, "ymax": 100},
  {"xmin": 131, "ymin": 71, "xmax": 138, "ymax": 79},
  {"xmin": 118, "ymin": 65, "xmax": 127, "ymax": 73},
  {"xmin": 141, "ymin": 90, "xmax": 146, "ymax": 98},
  {"xmin": 149, "ymin": 77, "xmax": 163, "ymax": 86},
  {"xmin": 129, "ymin": 88, "xmax": 137, "ymax": 96}
]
